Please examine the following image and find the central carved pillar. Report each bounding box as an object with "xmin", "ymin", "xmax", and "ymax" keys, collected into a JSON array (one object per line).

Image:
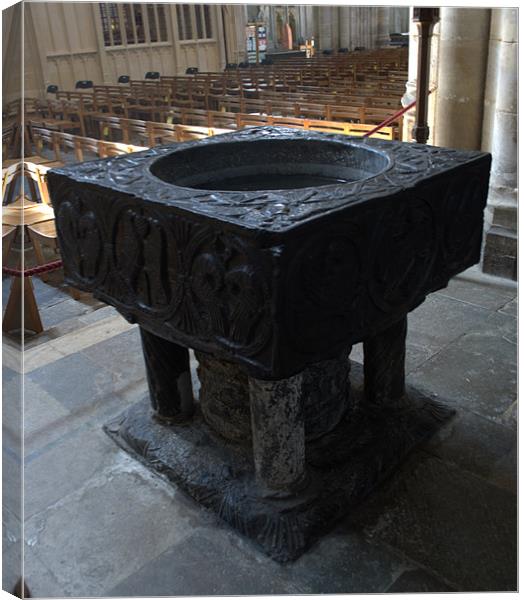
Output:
[
  {"xmin": 196, "ymin": 351, "xmax": 352, "ymax": 495},
  {"xmin": 196, "ymin": 352, "xmax": 350, "ymax": 443},
  {"xmin": 249, "ymin": 374, "xmax": 308, "ymax": 495}
]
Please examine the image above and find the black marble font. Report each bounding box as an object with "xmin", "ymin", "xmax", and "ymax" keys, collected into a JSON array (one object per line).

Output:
[{"xmin": 49, "ymin": 127, "xmax": 491, "ymax": 561}]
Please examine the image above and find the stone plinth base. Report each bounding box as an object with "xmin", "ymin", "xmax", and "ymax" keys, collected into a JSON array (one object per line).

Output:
[
  {"xmin": 482, "ymin": 226, "xmax": 517, "ymax": 281},
  {"xmin": 104, "ymin": 362, "xmax": 454, "ymax": 563}
]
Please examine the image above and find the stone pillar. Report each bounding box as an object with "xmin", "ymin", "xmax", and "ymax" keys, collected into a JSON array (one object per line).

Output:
[
  {"xmin": 364, "ymin": 317, "xmax": 407, "ymax": 408},
  {"xmin": 312, "ymin": 5, "xmax": 320, "ymax": 47},
  {"xmin": 369, "ymin": 6, "xmax": 379, "ymax": 48},
  {"xmin": 481, "ymin": 9, "xmax": 517, "ymax": 280},
  {"xmin": 401, "ymin": 11, "xmax": 416, "ymax": 140},
  {"xmin": 433, "ymin": 8, "xmax": 491, "ymax": 150},
  {"xmin": 392, "ymin": 7, "xmax": 403, "ymax": 33},
  {"xmin": 358, "ymin": 7, "xmax": 365, "ymax": 48},
  {"xmin": 481, "ymin": 10, "xmax": 502, "ymax": 153},
  {"xmin": 319, "ymin": 6, "xmax": 332, "ymax": 50},
  {"xmin": 358, "ymin": 8, "xmax": 365, "ymax": 49},
  {"xmin": 400, "ymin": 7, "xmax": 410, "ymax": 33},
  {"xmin": 300, "ymin": 5, "xmax": 315, "ymax": 40},
  {"xmin": 249, "ymin": 374, "xmax": 308, "ymax": 495},
  {"xmin": 331, "ymin": 7, "xmax": 340, "ymax": 52},
  {"xmin": 140, "ymin": 328, "xmax": 194, "ymax": 423},
  {"xmin": 339, "ymin": 7, "xmax": 350, "ymax": 50},
  {"xmin": 349, "ymin": 7, "xmax": 359, "ymax": 51},
  {"xmin": 199, "ymin": 351, "xmax": 352, "ymax": 495},
  {"xmin": 196, "ymin": 351, "xmax": 251, "ymax": 442},
  {"xmin": 363, "ymin": 8, "xmax": 371, "ymax": 49},
  {"xmin": 220, "ymin": 5, "xmax": 250, "ymax": 65},
  {"xmin": 266, "ymin": 6, "xmax": 276, "ymax": 51},
  {"xmin": 197, "ymin": 352, "xmax": 350, "ymax": 444},
  {"xmin": 376, "ymin": 7, "xmax": 390, "ymax": 47}
]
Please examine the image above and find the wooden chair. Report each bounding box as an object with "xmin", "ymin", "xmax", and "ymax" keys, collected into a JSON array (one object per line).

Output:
[
  {"xmin": 75, "ymin": 136, "xmax": 105, "ymax": 162},
  {"xmin": 125, "ymin": 118, "xmax": 154, "ymax": 147},
  {"xmin": 269, "ymin": 115, "xmax": 306, "ymax": 130},
  {"xmin": 294, "ymin": 102, "xmax": 327, "ymax": 120},
  {"xmin": 266, "ymin": 99, "xmax": 293, "ymax": 117},
  {"xmin": 29, "ymin": 100, "xmax": 79, "ymax": 134},
  {"xmin": 2, "ymin": 192, "xmax": 55, "ymax": 287},
  {"xmin": 179, "ymin": 108, "xmax": 211, "ymax": 127},
  {"xmin": 3, "ymin": 274, "xmax": 44, "ymax": 335},
  {"xmin": 2, "ymin": 195, "xmax": 55, "ymax": 226},
  {"xmin": 23, "ymin": 162, "xmax": 52, "ymax": 205},
  {"xmin": 306, "ymin": 118, "xmax": 350, "ymax": 135},
  {"xmin": 2, "ymin": 125, "xmax": 16, "ymax": 160},
  {"xmin": 346, "ymin": 123, "xmax": 394, "ymax": 140},
  {"xmin": 97, "ymin": 115, "xmax": 130, "ymax": 144},
  {"xmin": 238, "ymin": 113, "xmax": 270, "ymax": 128},
  {"xmin": 53, "ymin": 131, "xmax": 83, "ymax": 163},
  {"xmin": 326, "ymin": 105, "xmax": 363, "ymax": 122},
  {"xmin": 100, "ymin": 140, "xmax": 145, "ymax": 158},
  {"xmin": 150, "ymin": 122, "xmax": 179, "ymax": 144},
  {"xmin": 207, "ymin": 110, "xmax": 238, "ymax": 130},
  {"xmin": 2, "ymin": 224, "xmax": 16, "ymax": 265},
  {"xmin": 174, "ymin": 124, "xmax": 212, "ymax": 142},
  {"xmin": 31, "ymin": 127, "xmax": 62, "ymax": 163},
  {"xmin": 2, "ymin": 162, "xmax": 21, "ymax": 205},
  {"xmin": 26, "ymin": 221, "xmax": 58, "ymax": 283}
]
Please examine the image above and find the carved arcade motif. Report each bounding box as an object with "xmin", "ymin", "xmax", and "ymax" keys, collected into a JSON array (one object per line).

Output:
[{"xmin": 54, "ymin": 190, "xmax": 105, "ymax": 287}]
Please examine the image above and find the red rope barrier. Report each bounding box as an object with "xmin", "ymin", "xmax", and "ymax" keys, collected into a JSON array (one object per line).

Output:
[
  {"xmin": 3, "ymin": 260, "xmax": 63, "ymax": 278},
  {"xmin": 362, "ymin": 88, "xmax": 434, "ymax": 138}
]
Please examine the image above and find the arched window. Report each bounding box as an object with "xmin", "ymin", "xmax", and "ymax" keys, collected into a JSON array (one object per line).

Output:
[
  {"xmin": 99, "ymin": 3, "xmax": 169, "ymax": 46},
  {"xmin": 176, "ymin": 4, "xmax": 214, "ymax": 41}
]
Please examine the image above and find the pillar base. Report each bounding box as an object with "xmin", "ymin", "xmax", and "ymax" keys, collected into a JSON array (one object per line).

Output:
[
  {"xmin": 104, "ymin": 361, "xmax": 454, "ymax": 563},
  {"xmin": 482, "ymin": 226, "xmax": 517, "ymax": 281}
]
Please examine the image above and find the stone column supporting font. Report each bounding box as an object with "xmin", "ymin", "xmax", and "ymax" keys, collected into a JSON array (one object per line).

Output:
[
  {"xmin": 363, "ymin": 316, "xmax": 407, "ymax": 407},
  {"xmin": 197, "ymin": 352, "xmax": 350, "ymax": 444},
  {"xmin": 249, "ymin": 374, "xmax": 307, "ymax": 495},
  {"xmin": 140, "ymin": 327, "xmax": 195, "ymax": 422}
]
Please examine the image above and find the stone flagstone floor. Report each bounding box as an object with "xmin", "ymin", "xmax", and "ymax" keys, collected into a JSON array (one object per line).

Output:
[{"xmin": 2, "ymin": 267, "xmax": 518, "ymax": 596}]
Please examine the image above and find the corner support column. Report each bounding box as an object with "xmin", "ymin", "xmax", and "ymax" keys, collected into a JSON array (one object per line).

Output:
[
  {"xmin": 363, "ymin": 316, "xmax": 407, "ymax": 407},
  {"xmin": 140, "ymin": 327, "xmax": 194, "ymax": 423}
]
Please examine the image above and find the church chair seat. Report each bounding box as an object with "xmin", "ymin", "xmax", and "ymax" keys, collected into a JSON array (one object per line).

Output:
[{"xmin": 2, "ymin": 224, "xmax": 17, "ymax": 265}]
